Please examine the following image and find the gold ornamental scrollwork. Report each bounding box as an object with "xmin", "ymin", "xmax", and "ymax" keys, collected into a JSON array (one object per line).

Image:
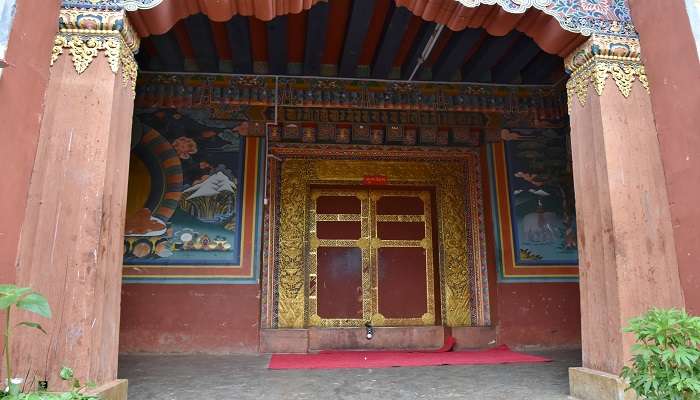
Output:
[
  {"xmin": 565, "ymin": 35, "xmax": 649, "ymax": 112},
  {"xmin": 277, "ymin": 159, "xmax": 313, "ymax": 328},
  {"xmin": 51, "ymin": 7, "xmax": 139, "ymax": 97}
]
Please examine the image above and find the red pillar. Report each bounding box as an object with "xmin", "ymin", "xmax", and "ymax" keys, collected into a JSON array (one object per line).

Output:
[
  {"xmin": 566, "ymin": 35, "xmax": 685, "ymax": 400},
  {"xmin": 0, "ymin": 0, "xmax": 61, "ymax": 283},
  {"xmin": 12, "ymin": 7, "xmax": 137, "ymax": 390},
  {"xmin": 628, "ymin": 0, "xmax": 700, "ymax": 315}
]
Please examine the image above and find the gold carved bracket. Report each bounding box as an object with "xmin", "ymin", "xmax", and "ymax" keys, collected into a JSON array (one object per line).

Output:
[
  {"xmin": 51, "ymin": 7, "xmax": 140, "ymax": 97},
  {"xmin": 565, "ymin": 35, "xmax": 649, "ymax": 113}
]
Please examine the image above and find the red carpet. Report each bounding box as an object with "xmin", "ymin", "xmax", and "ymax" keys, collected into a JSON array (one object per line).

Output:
[{"xmin": 268, "ymin": 344, "xmax": 551, "ymax": 370}]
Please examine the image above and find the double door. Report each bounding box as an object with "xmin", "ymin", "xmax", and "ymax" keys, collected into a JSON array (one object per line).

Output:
[{"xmin": 307, "ymin": 187, "xmax": 436, "ymax": 327}]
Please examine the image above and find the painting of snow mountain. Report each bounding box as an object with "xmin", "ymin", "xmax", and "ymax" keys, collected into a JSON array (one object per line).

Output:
[
  {"xmin": 504, "ymin": 128, "xmax": 578, "ymax": 265},
  {"xmin": 123, "ymin": 109, "xmax": 245, "ymax": 265}
]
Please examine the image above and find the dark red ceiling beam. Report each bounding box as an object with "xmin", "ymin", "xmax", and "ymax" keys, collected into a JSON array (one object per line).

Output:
[
  {"xmin": 393, "ymin": 15, "xmax": 423, "ymax": 68},
  {"xmin": 357, "ymin": 0, "xmax": 393, "ymax": 67},
  {"xmin": 371, "ymin": 6, "xmax": 413, "ymax": 79},
  {"xmin": 267, "ymin": 16, "xmax": 289, "ymax": 74},
  {"xmin": 303, "ymin": 2, "xmax": 330, "ymax": 75},
  {"xmin": 183, "ymin": 14, "xmax": 219, "ymax": 72},
  {"xmin": 226, "ymin": 16, "xmax": 253, "ymax": 74},
  {"xmin": 172, "ymin": 20, "xmax": 196, "ymax": 69},
  {"xmin": 321, "ymin": 0, "xmax": 351, "ymax": 71},
  {"xmin": 210, "ymin": 21, "xmax": 233, "ymax": 62},
  {"xmin": 491, "ymin": 36, "xmax": 540, "ymax": 84},
  {"xmin": 249, "ymin": 17, "xmax": 269, "ymax": 65},
  {"xmin": 462, "ymin": 30, "xmax": 520, "ymax": 82},
  {"xmin": 432, "ymin": 28, "xmax": 481, "ymax": 81},
  {"xmin": 339, "ymin": 0, "xmax": 377, "ymax": 77},
  {"xmin": 287, "ymin": 12, "xmax": 307, "ymax": 65}
]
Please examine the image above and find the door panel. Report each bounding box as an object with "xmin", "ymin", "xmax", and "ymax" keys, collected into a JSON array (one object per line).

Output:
[
  {"xmin": 376, "ymin": 221, "xmax": 426, "ymax": 240},
  {"xmin": 316, "ymin": 247, "xmax": 363, "ymax": 319},
  {"xmin": 316, "ymin": 221, "xmax": 362, "ymax": 240},
  {"xmin": 376, "ymin": 247, "xmax": 428, "ymax": 319},
  {"xmin": 308, "ymin": 187, "xmax": 435, "ymax": 327}
]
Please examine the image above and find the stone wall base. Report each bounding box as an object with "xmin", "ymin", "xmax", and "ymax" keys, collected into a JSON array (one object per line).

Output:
[
  {"xmin": 309, "ymin": 326, "xmax": 444, "ymax": 351},
  {"xmin": 260, "ymin": 326, "xmax": 457, "ymax": 353},
  {"xmin": 85, "ymin": 379, "xmax": 128, "ymax": 400},
  {"xmin": 569, "ymin": 367, "xmax": 637, "ymax": 400},
  {"xmin": 260, "ymin": 329, "xmax": 310, "ymax": 353},
  {"xmin": 450, "ymin": 326, "xmax": 497, "ymax": 349}
]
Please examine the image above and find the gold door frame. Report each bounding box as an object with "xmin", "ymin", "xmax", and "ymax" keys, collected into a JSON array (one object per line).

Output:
[
  {"xmin": 307, "ymin": 188, "xmax": 436, "ymax": 327},
  {"xmin": 276, "ymin": 156, "xmax": 486, "ymax": 328}
]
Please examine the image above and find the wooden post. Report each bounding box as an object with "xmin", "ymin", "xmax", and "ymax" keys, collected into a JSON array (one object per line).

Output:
[
  {"xmin": 12, "ymin": 5, "xmax": 138, "ymax": 390},
  {"xmin": 565, "ymin": 35, "xmax": 685, "ymax": 400}
]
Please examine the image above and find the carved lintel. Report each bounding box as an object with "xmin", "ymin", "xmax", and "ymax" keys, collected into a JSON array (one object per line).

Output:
[
  {"xmin": 51, "ymin": 6, "xmax": 139, "ymax": 97},
  {"xmin": 565, "ymin": 35, "xmax": 650, "ymax": 113}
]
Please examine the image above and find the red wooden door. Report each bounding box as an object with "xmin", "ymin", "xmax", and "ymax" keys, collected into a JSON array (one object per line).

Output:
[{"xmin": 307, "ymin": 187, "xmax": 435, "ymax": 327}]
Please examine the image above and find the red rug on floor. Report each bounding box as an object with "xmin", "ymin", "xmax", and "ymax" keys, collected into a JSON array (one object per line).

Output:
[{"xmin": 268, "ymin": 344, "xmax": 551, "ymax": 370}]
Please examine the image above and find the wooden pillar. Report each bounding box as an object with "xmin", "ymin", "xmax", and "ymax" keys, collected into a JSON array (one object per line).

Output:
[
  {"xmin": 628, "ymin": 0, "xmax": 700, "ymax": 315},
  {"xmin": 565, "ymin": 35, "xmax": 685, "ymax": 400},
  {"xmin": 12, "ymin": 5, "xmax": 138, "ymax": 390}
]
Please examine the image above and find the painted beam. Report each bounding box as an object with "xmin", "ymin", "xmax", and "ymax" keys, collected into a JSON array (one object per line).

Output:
[
  {"xmin": 303, "ymin": 1, "xmax": 330, "ymax": 75},
  {"xmin": 371, "ymin": 6, "xmax": 412, "ymax": 79},
  {"xmin": 339, "ymin": 0, "xmax": 376, "ymax": 77},
  {"xmin": 401, "ymin": 21, "xmax": 437, "ymax": 80},
  {"xmin": 462, "ymin": 31, "xmax": 520, "ymax": 83},
  {"xmin": 183, "ymin": 14, "xmax": 219, "ymax": 73},
  {"xmin": 225, "ymin": 15, "xmax": 253, "ymax": 74},
  {"xmin": 522, "ymin": 52, "xmax": 564, "ymax": 84},
  {"xmin": 432, "ymin": 28, "xmax": 482, "ymax": 82},
  {"xmin": 266, "ymin": 16, "xmax": 288, "ymax": 75},
  {"xmin": 149, "ymin": 31, "xmax": 184, "ymax": 72},
  {"xmin": 491, "ymin": 36, "xmax": 540, "ymax": 84}
]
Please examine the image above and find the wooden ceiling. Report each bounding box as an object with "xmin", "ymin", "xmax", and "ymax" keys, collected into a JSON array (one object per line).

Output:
[{"xmin": 136, "ymin": 0, "xmax": 566, "ymax": 85}]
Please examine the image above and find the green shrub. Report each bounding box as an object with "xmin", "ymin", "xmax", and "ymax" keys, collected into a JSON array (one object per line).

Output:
[
  {"xmin": 0, "ymin": 286, "xmax": 96, "ymax": 399},
  {"xmin": 621, "ymin": 308, "xmax": 700, "ymax": 400}
]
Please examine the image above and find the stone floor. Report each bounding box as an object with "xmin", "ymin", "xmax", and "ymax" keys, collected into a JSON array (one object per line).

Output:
[{"xmin": 119, "ymin": 349, "xmax": 580, "ymax": 400}]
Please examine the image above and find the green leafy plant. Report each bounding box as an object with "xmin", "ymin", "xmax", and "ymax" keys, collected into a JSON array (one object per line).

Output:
[
  {"xmin": 621, "ymin": 308, "xmax": 700, "ymax": 400},
  {"xmin": 0, "ymin": 286, "xmax": 97, "ymax": 400},
  {"xmin": 0, "ymin": 285, "xmax": 51, "ymax": 392},
  {"xmin": 0, "ymin": 367, "xmax": 97, "ymax": 399}
]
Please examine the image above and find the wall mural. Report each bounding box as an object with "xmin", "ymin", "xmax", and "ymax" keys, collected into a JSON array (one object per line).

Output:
[
  {"xmin": 505, "ymin": 129, "xmax": 578, "ymax": 265},
  {"xmin": 490, "ymin": 128, "xmax": 579, "ymax": 282},
  {"xmin": 123, "ymin": 109, "xmax": 245, "ymax": 266}
]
